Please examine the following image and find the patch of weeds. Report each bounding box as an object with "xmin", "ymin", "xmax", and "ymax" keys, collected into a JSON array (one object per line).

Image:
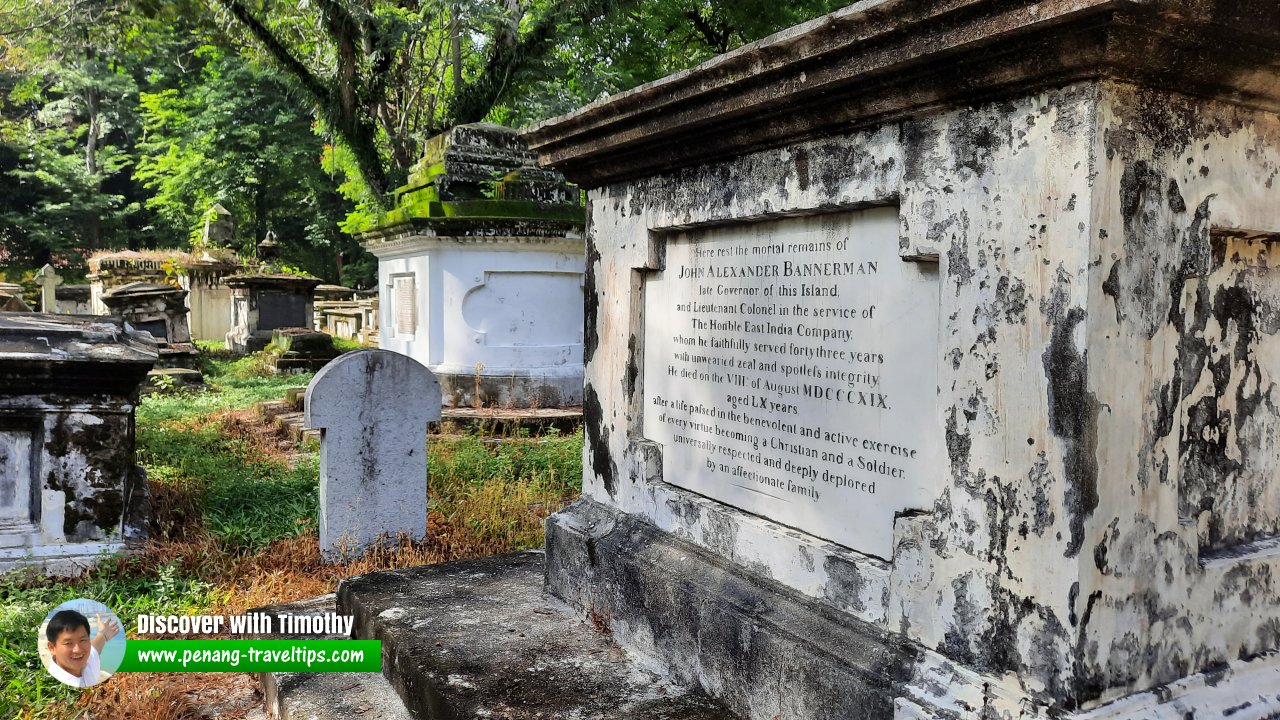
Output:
[
  {"xmin": 194, "ymin": 339, "xmax": 236, "ymax": 358},
  {"xmin": 430, "ymin": 429, "xmax": 581, "ymax": 492},
  {"xmin": 332, "ymin": 337, "xmax": 364, "ymax": 353},
  {"xmin": 428, "ymin": 429, "xmax": 583, "ymax": 551},
  {"xmin": 140, "ymin": 417, "xmax": 318, "ymax": 553},
  {"xmin": 137, "ymin": 366, "xmax": 312, "ymax": 427},
  {"xmin": 429, "ymin": 435, "xmax": 516, "ymax": 485},
  {"xmin": 200, "ymin": 455, "xmax": 318, "ymax": 551}
]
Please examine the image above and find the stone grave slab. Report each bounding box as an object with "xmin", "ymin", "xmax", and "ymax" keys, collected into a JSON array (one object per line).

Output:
[
  {"xmin": 250, "ymin": 594, "xmax": 414, "ymax": 720},
  {"xmin": 337, "ymin": 550, "xmax": 733, "ymax": 719}
]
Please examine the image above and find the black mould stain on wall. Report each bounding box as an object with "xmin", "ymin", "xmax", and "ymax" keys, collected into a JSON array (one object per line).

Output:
[{"xmin": 582, "ymin": 383, "xmax": 617, "ymax": 498}]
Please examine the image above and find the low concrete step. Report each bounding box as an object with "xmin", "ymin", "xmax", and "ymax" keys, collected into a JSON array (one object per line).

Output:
[
  {"xmin": 338, "ymin": 550, "xmax": 736, "ymax": 720},
  {"xmin": 435, "ymin": 406, "xmax": 582, "ymax": 435},
  {"xmin": 264, "ymin": 671, "xmax": 414, "ymax": 720},
  {"xmin": 253, "ymin": 594, "xmax": 415, "ymax": 720},
  {"xmin": 255, "ymin": 399, "xmax": 319, "ymax": 445}
]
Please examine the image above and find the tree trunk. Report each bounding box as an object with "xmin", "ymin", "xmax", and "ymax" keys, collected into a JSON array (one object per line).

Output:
[
  {"xmin": 217, "ymin": 0, "xmax": 393, "ymax": 206},
  {"xmin": 254, "ymin": 183, "xmax": 268, "ymax": 250},
  {"xmin": 84, "ymin": 85, "xmax": 101, "ymax": 249},
  {"xmin": 84, "ymin": 89, "xmax": 99, "ymax": 175},
  {"xmin": 451, "ymin": 3, "xmax": 463, "ymax": 91}
]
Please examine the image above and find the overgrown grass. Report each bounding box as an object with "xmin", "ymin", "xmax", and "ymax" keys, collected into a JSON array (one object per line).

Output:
[
  {"xmin": 428, "ymin": 432, "xmax": 582, "ymax": 551},
  {"xmin": 135, "ymin": 342, "xmax": 311, "ymax": 425},
  {"xmin": 1, "ymin": 351, "xmax": 582, "ymax": 719},
  {"xmin": 141, "ymin": 421, "xmax": 320, "ymax": 552},
  {"xmin": 331, "ymin": 336, "xmax": 366, "ymax": 353}
]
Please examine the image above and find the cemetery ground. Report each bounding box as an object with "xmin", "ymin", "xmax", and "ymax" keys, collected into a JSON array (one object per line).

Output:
[{"xmin": 0, "ymin": 343, "xmax": 583, "ymax": 720}]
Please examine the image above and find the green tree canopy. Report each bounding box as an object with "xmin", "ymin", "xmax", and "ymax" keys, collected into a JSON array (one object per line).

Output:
[
  {"xmin": 0, "ymin": 0, "xmax": 150, "ymax": 271},
  {"xmin": 134, "ymin": 50, "xmax": 357, "ymax": 281},
  {"xmin": 1, "ymin": 0, "xmax": 848, "ymax": 282}
]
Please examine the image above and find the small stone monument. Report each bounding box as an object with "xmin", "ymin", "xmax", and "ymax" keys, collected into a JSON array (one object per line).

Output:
[
  {"xmin": 182, "ymin": 249, "xmax": 245, "ymax": 342},
  {"xmin": 0, "ymin": 314, "xmax": 155, "ymax": 573},
  {"xmin": 359, "ymin": 123, "xmax": 585, "ymax": 409},
  {"xmin": 55, "ymin": 285, "xmax": 91, "ymax": 314},
  {"xmin": 256, "ymin": 229, "xmax": 281, "ymax": 263},
  {"xmin": 304, "ymin": 349, "xmax": 441, "ymax": 560},
  {"xmin": 313, "ymin": 285, "xmax": 372, "ymax": 342},
  {"xmin": 100, "ymin": 282, "xmax": 202, "ymax": 385},
  {"xmin": 314, "ymin": 285, "xmax": 356, "ymax": 303},
  {"xmin": 86, "ymin": 250, "xmax": 181, "ymax": 315},
  {"xmin": 0, "ymin": 283, "xmax": 31, "ymax": 312},
  {"xmin": 34, "ymin": 264, "xmax": 62, "ymax": 313},
  {"xmin": 264, "ymin": 327, "xmax": 339, "ymax": 374},
  {"xmin": 202, "ymin": 203, "xmax": 235, "ymax": 248},
  {"xmin": 225, "ymin": 274, "xmax": 323, "ymax": 353}
]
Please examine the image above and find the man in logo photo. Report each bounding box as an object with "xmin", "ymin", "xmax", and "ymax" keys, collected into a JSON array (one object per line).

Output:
[{"xmin": 44, "ymin": 610, "xmax": 120, "ymax": 688}]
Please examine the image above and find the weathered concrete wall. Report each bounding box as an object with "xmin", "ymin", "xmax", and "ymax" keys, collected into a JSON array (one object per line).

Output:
[
  {"xmin": 1, "ymin": 409, "xmax": 142, "ymax": 548},
  {"xmin": 1077, "ymin": 83, "xmax": 1280, "ymax": 705},
  {"xmin": 37, "ymin": 409, "xmax": 146, "ymax": 542},
  {"xmin": 887, "ymin": 83, "xmax": 1102, "ymax": 712},
  {"xmin": 566, "ymin": 77, "xmax": 1280, "ymax": 716},
  {"xmin": 185, "ymin": 273, "xmax": 236, "ymax": 342}
]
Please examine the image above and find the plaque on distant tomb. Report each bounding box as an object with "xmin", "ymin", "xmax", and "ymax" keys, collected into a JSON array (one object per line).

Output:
[
  {"xmin": 394, "ymin": 275, "xmax": 417, "ymax": 336},
  {"xmin": 257, "ymin": 292, "xmax": 309, "ymax": 332},
  {"xmin": 130, "ymin": 319, "xmax": 169, "ymax": 342},
  {"xmin": 643, "ymin": 207, "xmax": 940, "ymax": 559}
]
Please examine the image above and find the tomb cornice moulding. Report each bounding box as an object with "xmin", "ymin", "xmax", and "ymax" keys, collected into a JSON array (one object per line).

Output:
[
  {"xmin": 0, "ymin": 315, "xmax": 156, "ymax": 395},
  {"xmin": 522, "ymin": 0, "xmax": 1280, "ymax": 188},
  {"xmin": 0, "ymin": 400, "xmax": 138, "ymax": 413},
  {"xmin": 358, "ymin": 219, "xmax": 584, "ymax": 246},
  {"xmin": 0, "ymin": 360, "xmax": 155, "ymax": 397},
  {"xmin": 224, "ymin": 274, "xmax": 322, "ymax": 291},
  {"xmin": 361, "ymin": 233, "xmax": 585, "ymax": 259}
]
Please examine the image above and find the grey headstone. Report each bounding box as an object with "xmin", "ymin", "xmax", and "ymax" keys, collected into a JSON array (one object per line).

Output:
[
  {"xmin": 304, "ymin": 350, "xmax": 441, "ymax": 561},
  {"xmin": 34, "ymin": 264, "xmax": 63, "ymax": 313}
]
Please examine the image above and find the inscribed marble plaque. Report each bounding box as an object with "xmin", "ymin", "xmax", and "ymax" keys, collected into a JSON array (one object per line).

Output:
[
  {"xmin": 0, "ymin": 429, "xmax": 34, "ymax": 532},
  {"xmin": 643, "ymin": 207, "xmax": 940, "ymax": 559},
  {"xmin": 394, "ymin": 275, "xmax": 417, "ymax": 336}
]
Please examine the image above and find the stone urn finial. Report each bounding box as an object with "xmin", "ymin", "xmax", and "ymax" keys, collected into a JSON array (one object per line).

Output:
[{"xmin": 257, "ymin": 229, "xmax": 282, "ymax": 263}]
